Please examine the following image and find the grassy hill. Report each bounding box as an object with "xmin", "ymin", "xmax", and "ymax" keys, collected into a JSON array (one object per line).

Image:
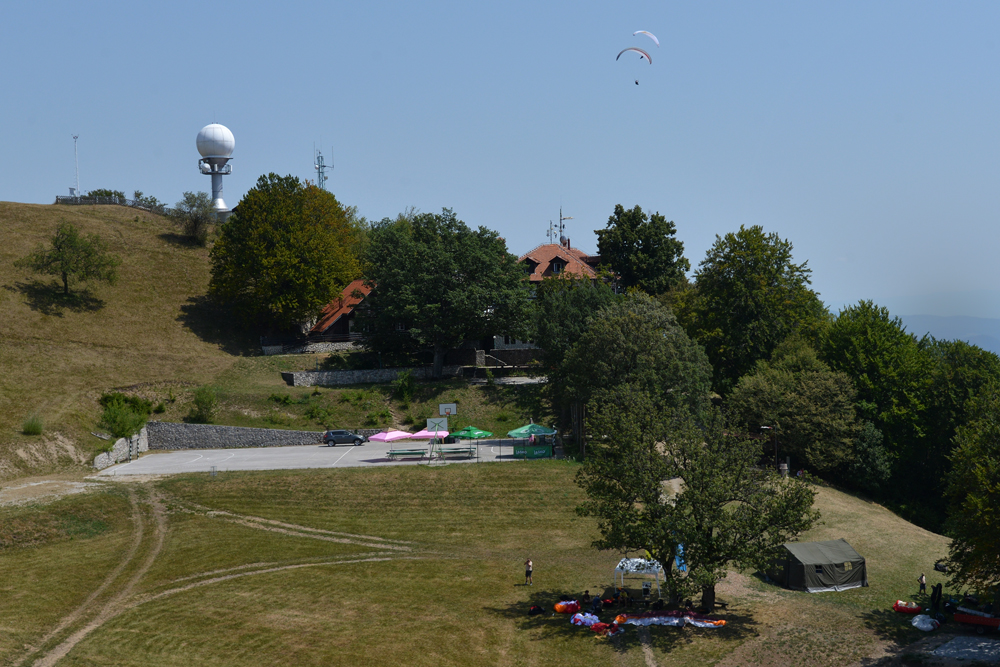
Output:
[
  {"xmin": 0, "ymin": 202, "xmax": 242, "ymax": 478},
  {"xmin": 0, "ymin": 201, "xmax": 548, "ymax": 480},
  {"xmin": 0, "ymin": 463, "xmax": 953, "ymax": 667}
]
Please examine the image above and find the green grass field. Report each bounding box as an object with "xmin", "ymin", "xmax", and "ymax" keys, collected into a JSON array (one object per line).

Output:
[
  {"xmin": 0, "ymin": 462, "xmax": 954, "ymax": 667},
  {"xmin": 0, "ymin": 201, "xmax": 963, "ymax": 665}
]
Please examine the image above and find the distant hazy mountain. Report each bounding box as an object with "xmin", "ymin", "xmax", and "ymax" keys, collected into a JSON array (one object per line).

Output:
[{"xmin": 899, "ymin": 315, "xmax": 1000, "ymax": 355}]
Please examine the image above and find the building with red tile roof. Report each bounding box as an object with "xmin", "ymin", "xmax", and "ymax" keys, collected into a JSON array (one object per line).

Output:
[
  {"xmin": 519, "ymin": 240, "xmax": 600, "ymax": 283},
  {"xmin": 309, "ymin": 278, "xmax": 371, "ymax": 337}
]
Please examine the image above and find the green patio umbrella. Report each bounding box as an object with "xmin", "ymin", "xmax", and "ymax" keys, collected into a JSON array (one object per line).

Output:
[
  {"xmin": 451, "ymin": 426, "xmax": 494, "ymax": 439},
  {"xmin": 506, "ymin": 423, "xmax": 557, "ymax": 438}
]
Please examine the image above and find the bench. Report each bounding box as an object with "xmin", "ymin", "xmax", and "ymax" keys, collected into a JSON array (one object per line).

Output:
[
  {"xmin": 436, "ymin": 446, "xmax": 476, "ymax": 459},
  {"xmin": 386, "ymin": 448, "xmax": 428, "ymax": 460}
]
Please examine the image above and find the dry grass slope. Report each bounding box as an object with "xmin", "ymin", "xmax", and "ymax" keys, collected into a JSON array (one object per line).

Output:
[
  {"xmin": 0, "ymin": 464, "xmax": 962, "ymax": 667},
  {"xmin": 0, "ymin": 202, "xmax": 238, "ymax": 478}
]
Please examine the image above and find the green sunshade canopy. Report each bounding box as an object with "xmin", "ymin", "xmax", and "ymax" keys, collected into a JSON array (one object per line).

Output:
[
  {"xmin": 452, "ymin": 426, "xmax": 494, "ymax": 439},
  {"xmin": 506, "ymin": 423, "xmax": 557, "ymax": 438}
]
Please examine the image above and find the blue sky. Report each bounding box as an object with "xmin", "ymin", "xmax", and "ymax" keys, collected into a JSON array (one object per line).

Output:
[{"xmin": 3, "ymin": 1, "xmax": 1000, "ymax": 318}]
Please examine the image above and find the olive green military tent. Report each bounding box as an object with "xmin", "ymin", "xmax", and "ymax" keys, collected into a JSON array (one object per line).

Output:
[{"xmin": 769, "ymin": 539, "xmax": 868, "ymax": 593}]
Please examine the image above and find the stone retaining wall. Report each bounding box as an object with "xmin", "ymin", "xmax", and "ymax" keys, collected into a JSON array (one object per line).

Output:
[
  {"xmin": 93, "ymin": 427, "xmax": 149, "ymax": 470},
  {"xmin": 146, "ymin": 422, "xmax": 325, "ymax": 450},
  {"xmin": 262, "ymin": 341, "xmax": 360, "ymax": 356},
  {"xmin": 281, "ymin": 365, "xmax": 462, "ymax": 387}
]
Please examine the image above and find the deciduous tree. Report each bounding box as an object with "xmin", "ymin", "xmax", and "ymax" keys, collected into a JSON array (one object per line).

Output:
[
  {"xmin": 208, "ymin": 173, "xmax": 361, "ymax": 332},
  {"xmin": 359, "ymin": 209, "xmax": 530, "ymax": 378},
  {"xmin": 945, "ymin": 387, "xmax": 1000, "ymax": 594},
  {"xmin": 577, "ymin": 397, "xmax": 819, "ymax": 609},
  {"xmin": 821, "ymin": 301, "xmax": 931, "ymax": 459},
  {"xmin": 558, "ymin": 293, "xmax": 711, "ymax": 416},
  {"xmin": 681, "ymin": 225, "xmax": 828, "ymax": 394},
  {"xmin": 596, "ymin": 204, "xmax": 689, "ymax": 294},
  {"xmin": 171, "ymin": 191, "xmax": 213, "ymax": 245},
  {"xmin": 15, "ymin": 222, "xmax": 120, "ymax": 295},
  {"xmin": 728, "ymin": 338, "xmax": 857, "ymax": 473},
  {"xmin": 531, "ymin": 275, "xmax": 620, "ymax": 369}
]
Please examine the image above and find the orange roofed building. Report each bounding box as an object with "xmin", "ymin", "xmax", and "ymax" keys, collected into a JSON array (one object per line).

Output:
[
  {"xmin": 519, "ymin": 238, "xmax": 600, "ymax": 283},
  {"xmin": 309, "ymin": 278, "xmax": 371, "ymax": 339}
]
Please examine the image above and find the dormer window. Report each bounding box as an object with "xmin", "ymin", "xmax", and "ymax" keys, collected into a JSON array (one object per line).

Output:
[{"xmin": 551, "ymin": 260, "xmax": 564, "ymax": 274}]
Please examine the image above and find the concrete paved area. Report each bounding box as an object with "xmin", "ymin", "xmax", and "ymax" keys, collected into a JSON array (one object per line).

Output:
[
  {"xmin": 932, "ymin": 636, "xmax": 1000, "ymax": 661},
  {"xmin": 97, "ymin": 440, "xmax": 540, "ymax": 476}
]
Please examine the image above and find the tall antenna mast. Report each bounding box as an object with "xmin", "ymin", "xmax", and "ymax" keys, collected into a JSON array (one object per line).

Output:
[
  {"xmin": 72, "ymin": 135, "xmax": 80, "ymax": 197},
  {"xmin": 314, "ymin": 148, "xmax": 332, "ymax": 190},
  {"xmin": 547, "ymin": 220, "xmax": 555, "ymax": 244}
]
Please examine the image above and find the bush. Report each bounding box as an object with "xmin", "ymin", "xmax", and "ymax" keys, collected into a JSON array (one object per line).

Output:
[
  {"xmin": 99, "ymin": 392, "xmax": 153, "ymax": 416},
  {"xmin": 153, "ymin": 402, "xmax": 166, "ymax": 414},
  {"xmin": 392, "ymin": 370, "xmax": 416, "ymax": 402},
  {"xmin": 98, "ymin": 397, "xmax": 147, "ymax": 439},
  {"xmin": 495, "ymin": 410, "xmax": 511, "ymax": 422},
  {"xmin": 22, "ymin": 415, "xmax": 43, "ymax": 436},
  {"xmin": 269, "ymin": 393, "xmax": 293, "ymax": 405},
  {"xmin": 188, "ymin": 387, "xmax": 217, "ymax": 424},
  {"xmin": 363, "ymin": 408, "xmax": 392, "ymax": 426},
  {"xmin": 172, "ymin": 191, "xmax": 213, "ymax": 246},
  {"xmin": 264, "ymin": 413, "xmax": 291, "ymax": 426},
  {"xmin": 305, "ymin": 405, "xmax": 334, "ymax": 424},
  {"xmin": 132, "ymin": 190, "xmax": 166, "ymax": 215}
]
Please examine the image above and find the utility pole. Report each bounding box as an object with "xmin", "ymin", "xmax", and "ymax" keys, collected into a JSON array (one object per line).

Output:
[{"xmin": 72, "ymin": 135, "xmax": 80, "ymax": 197}]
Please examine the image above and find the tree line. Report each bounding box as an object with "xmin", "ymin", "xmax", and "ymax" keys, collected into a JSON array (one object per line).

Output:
[
  {"xmin": 21, "ymin": 173, "xmax": 993, "ymax": 601},
  {"xmin": 203, "ymin": 180, "xmax": 997, "ymax": 597}
]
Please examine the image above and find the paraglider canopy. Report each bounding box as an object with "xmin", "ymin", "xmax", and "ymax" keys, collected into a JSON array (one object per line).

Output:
[
  {"xmin": 616, "ymin": 47, "xmax": 652, "ymax": 64},
  {"xmin": 633, "ymin": 30, "xmax": 660, "ymax": 47}
]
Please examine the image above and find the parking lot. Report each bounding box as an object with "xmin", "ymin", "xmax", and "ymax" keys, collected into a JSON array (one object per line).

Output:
[{"xmin": 96, "ymin": 440, "xmax": 540, "ymax": 476}]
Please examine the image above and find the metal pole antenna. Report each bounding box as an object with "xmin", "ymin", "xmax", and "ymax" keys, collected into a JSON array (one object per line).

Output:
[
  {"xmin": 73, "ymin": 135, "xmax": 80, "ymax": 196},
  {"xmin": 559, "ymin": 207, "xmax": 573, "ymax": 246}
]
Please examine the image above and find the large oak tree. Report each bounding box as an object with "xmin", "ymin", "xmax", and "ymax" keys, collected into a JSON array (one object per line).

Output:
[
  {"xmin": 209, "ymin": 174, "xmax": 361, "ymax": 333},
  {"xmin": 577, "ymin": 394, "xmax": 819, "ymax": 609},
  {"xmin": 358, "ymin": 209, "xmax": 530, "ymax": 378},
  {"xmin": 595, "ymin": 204, "xmax": 689, "ymax": 295},
  {"xmin": 679, "ymin": 225, "xmax": 829, "ymax": 394}
]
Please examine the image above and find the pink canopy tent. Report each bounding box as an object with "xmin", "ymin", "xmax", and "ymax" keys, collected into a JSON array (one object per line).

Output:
[
  {"xmin": 369, "ymin": 430, "xmax": 413, "ymax": 442},
  {"xmin": 409, "ymin": 428, "xmax": 450, "ymax": 439}
]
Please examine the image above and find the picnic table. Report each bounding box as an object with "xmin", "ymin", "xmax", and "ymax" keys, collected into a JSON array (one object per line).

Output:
[
  {"xmin": 386, "ymin": 448, "xmax": 428, "ymax": 460},
  {"xmin": 436, "ymin": 445, "xmax": 476, "ymax": 459}
]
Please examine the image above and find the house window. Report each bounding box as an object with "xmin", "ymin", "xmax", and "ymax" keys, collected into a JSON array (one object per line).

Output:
[
  {"xmin": 551, "ymin": 261, "xmax": 563, "ymax": 274},
  {"xmin": 504, "ymin": 336, "xmax": 511, "ymax": 345}
]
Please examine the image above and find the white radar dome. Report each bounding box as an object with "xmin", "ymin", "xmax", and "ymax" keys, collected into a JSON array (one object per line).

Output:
[{"xmin": 196, "ymin": 123, "xmax": 235, "ymax": 158}]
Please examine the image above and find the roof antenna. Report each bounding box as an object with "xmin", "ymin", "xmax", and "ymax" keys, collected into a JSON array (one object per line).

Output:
[
  {"xmin": 559, "ymin": 207, "xmax": 573, "ymax": 248},
  {"xmin": 72, "ymin": 134, "xmax": 80, "ymax": 197}
]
